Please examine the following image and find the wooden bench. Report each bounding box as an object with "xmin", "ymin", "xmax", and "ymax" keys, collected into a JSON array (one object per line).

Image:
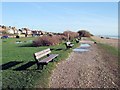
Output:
[
  {"xmin": 75, "ymin": 38, "xmax": 79, "ymax": 43},
  {"xmin": 65, "ymin": 42, "xmax": 74, "ymax": 48},
  {"xmin": 34, "ymin": 48, "xmax": 59, "ymax": 69}
]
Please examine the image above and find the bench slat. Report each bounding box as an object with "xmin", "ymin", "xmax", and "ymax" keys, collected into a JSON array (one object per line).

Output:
[
  {"xmin": 35, "ymin": 50, "xmax": 51, "ymax": 60},
  {"xmin": 39, "ymin": 54, "xmax": 58, "ymax": 63},
  {"xmin": 35, "ymin": 48, "xmax": 50, "ymax": 56}
]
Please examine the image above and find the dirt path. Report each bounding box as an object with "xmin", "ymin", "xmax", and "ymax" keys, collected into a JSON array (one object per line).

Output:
[{"xmin": 49, "ymin": 41, "xmax": 118, "ymax": 88}]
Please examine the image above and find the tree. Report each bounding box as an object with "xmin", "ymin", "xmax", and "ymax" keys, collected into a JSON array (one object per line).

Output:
[
  {"xmin": 77, "ymin": 30, "xmax": 93, "ymax": 37},
  {"xmin": 11, "ymin": 27, "xmax": 18, "ymax": 37},
  {"xmin": 12, "ymin": 27, "xmax": 17, "ymax": 34},
  {"xmin": 63, "ymin": 30, "xmax": 79, "ymax": 41},
  {"xmin": 1, "ymin": 25, "xmax": 9, "ymax": 35},
  {"xmin": 2, "ymin": 25, "xmax": 7, "ymax": 30},
  {"xmin": 23, "ymin": 28, "xmax": 28, "ymax": 37}
]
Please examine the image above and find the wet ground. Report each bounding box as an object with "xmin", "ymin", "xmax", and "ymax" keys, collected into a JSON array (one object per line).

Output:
[{"xmin": 50, "ymin": 41, "xmax": 118, "ymax": 88}]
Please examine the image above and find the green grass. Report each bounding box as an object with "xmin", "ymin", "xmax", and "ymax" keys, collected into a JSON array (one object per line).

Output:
[
  {"xmin": 0, "ymin": 39, "xmax": 2, "ymax": 63},
  {"xmin": 97, "ymin": 43, "xmax": 119, "ymax": 56},
  {"xmin": 89, "ymin": 37, "xmax": 119, "ymax": 65},
  {"xmin": 88, "ymin": 37, "xmax": 96, "ymax": 42},
  {"xmin": 97, "ymin": 43, "xmax": 120, "ymax": 65},
  {"xmin": 2, "ymin": 37, "xmax": 79, "ymax": 88}
]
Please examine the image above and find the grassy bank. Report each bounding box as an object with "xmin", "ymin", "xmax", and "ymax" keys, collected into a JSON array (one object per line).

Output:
[
  {"xmin": 97, "ymin": 43, "xmax": 119, "ymax": 65},
  {"xmin": 89, "ymin": 37, "xmax": 119, "ymax": 65},
  {"xmin": 97, "ymin": 43, "xmax": 118, "ymax": 56},
  {"xmin": 2, "ymin": 37, "xmax": 79, "ymax": 88}
]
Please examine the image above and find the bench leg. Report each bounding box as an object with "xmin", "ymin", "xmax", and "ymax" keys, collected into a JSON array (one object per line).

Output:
[
  {"xmin": 37, "ymin": 63, "xmax": 44, "ymax": 70},
  {"xmin": 67, "ymin": 46, "xmax": 70, "ymax": 49},
  {"xmin": 51, "ymin": 57, "xmax": 58, "ymax": 62},
  {"xmin": 50, "ymin": 59, "xmax": 54, "ymax": 62},
  {"xmin": 37, "ymin": 63, "xmax": 48, "ymax": 70}
]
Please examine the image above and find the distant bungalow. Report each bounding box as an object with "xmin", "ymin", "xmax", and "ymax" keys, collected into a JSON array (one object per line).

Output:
[{"xmin": 32, "ymin": 30, "xmax": 46, "ymax": 36}]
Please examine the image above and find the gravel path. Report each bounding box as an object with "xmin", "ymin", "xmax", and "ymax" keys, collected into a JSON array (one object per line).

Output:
[{"xmin": 49, "ymin": 41, "xmax": 118, "ymax": 88}]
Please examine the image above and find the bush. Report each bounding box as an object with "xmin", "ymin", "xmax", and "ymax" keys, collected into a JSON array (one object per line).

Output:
[
  {"xmin": 33, "ymin": 35, "xmax": 61, "ymax": 46},
  {"xmin": 77, "ymin": 30, "xmax": 93, "ymax": 37},
  {"xmin": 57, "ymin": 35, "xmax": 68, "ymax": 41},
  {"xmin": 63, "ymin": 31, "xmax": 79, "ymax": 41}
]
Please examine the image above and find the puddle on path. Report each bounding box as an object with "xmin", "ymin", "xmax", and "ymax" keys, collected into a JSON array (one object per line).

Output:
[
  {"xmin": 73, "ymin": 43, "xmax": 91, "ymax": 52},
  {"xmin": 73, "ymin": 48, "xmax": 89, "ymax": 52},
  {"xmin": 80, "ymin": 43, "xmax": 90, "ymax": 48}
]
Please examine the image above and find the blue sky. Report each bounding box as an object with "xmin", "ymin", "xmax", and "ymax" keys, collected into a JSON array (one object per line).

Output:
[{"xmin": 2, "ymin": 2, "xmax": 118, "ymax": 35}]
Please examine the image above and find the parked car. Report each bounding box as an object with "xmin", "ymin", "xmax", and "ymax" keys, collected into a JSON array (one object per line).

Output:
[{"xmin": 1, "ymin": 35, "xmax": 9, "ymax": 39}]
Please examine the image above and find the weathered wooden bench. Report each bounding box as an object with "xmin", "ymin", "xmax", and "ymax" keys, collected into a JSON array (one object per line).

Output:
[
  {"xmin": 34, "ymin": 48, "xmax": 59, "ymax": 69},
  {"xmin": 65, "ymin": 42, "xmax": 74, "ymax": 48},
  {"xmin": 75, "ymin": 38, "xmax": 79, "ymax": 43}
]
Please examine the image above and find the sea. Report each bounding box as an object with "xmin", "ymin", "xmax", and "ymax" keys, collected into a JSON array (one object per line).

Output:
[{"xmin": 97, "ymin": 35, "xmax": 119, "ymax": 39}]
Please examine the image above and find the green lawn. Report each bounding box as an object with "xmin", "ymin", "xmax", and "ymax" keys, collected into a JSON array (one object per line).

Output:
[{"xmin": 2, "ymin": 37, "xmax": 79, "ymax": 88}]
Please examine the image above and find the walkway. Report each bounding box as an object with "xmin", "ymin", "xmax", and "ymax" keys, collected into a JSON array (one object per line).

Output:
[{"xmin": 49, "ymin": 40, "xmax": 118, "ymax": 88}]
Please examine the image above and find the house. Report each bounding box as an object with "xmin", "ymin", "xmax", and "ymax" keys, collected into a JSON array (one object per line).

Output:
[
  {"xmin": 32, "ymin": 30, "xmax": 42, "ymax": 36},
  {"xmin": 41, "ymin": 31, "xmax": 46, "ymax": 35},
  {"xmin": 17, "ymin": 29, "xmax": 22, "ymax": 35},
  {"xmin": 21, "ymin": 29, "xmax": 26, "ymax": 34},
  {"xmin": 0, "ymin": 26, "xmax": 18, "ymax": 35},
  {"xmin": 47, "ymin": 32, "xmax": 54, "ymax": 35},
  {"xmin": 21, "ymin": 28, "xmax": 32, "ymax": 35},
  {"xmin": 7, "ymin": 29, "xmax": 18, "ymax": 34},
  {"xmin": 7, "ymin": 29, "xmax": 14, "ymax": 34},
  {"xmin": 27, "ymin": 30, "xmax": 33, "ymax": 35},
  {"xmin": 0, "ymin": 27, "xmax": 4, "ymax": 35},
  {"xmin": 0, "ymin": 27, "xmax": 4, "ymax": 32}
]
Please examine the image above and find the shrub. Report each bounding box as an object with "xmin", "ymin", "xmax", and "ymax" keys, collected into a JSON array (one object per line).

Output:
[
  {"xmin": 63, "ymin": 31, "xmax": 79, "ymax": 41},
  {"xmin": 33, "ymin": 35, "xmax": 61, "ymax": 46},
  {"xmin": 57, "ymin": 35, "xmax": 68, "ymax": 41},
  {"xmin": 77, "ymin": 30, "xmax": 93, "ymax": 37}
]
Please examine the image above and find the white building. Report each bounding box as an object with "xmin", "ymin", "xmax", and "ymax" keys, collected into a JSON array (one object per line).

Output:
[{"xmin": 7, "ymin": 29, "xmax": 18, "ymax": 34}]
